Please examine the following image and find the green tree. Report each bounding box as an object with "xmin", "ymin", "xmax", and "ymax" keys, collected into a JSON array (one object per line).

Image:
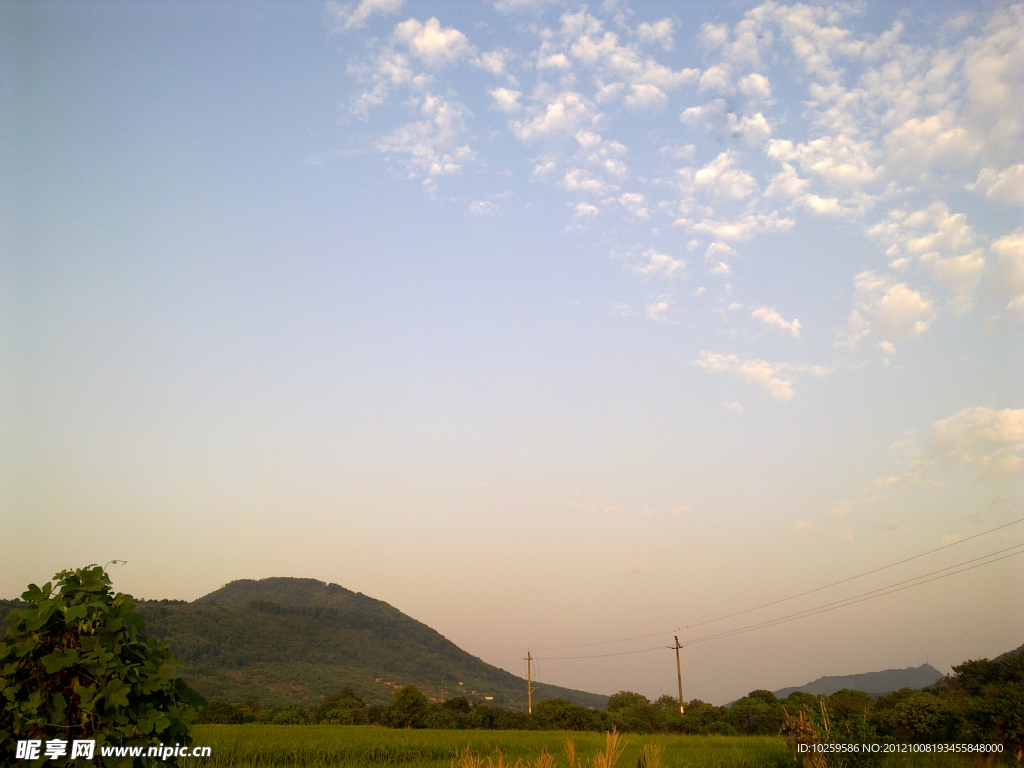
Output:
[
  {"xmin": 727, "ymin": 692, "xmax": 785, "ymax": 735},
  {"xmin": 607, "ymin": 691, "xmax": 650, "ymax": 712},
  {"xmin": 872, "ymin": 689, "xmax": 962, "ymax": 743},
  {"xmin": 533, "ymin": 698, "xmax": 607, "ymax": 731},
  {"xmin": 384, "ymin": 685, "xmax": 430, "ymax": 728},
  {"xmin": 313, "ymin": 686, "xmax": 367, "ymax": 725},
  {"xmin": 198, "ymin": 701, "xmax": 245, "ymax": 724},
  {"xmin": 0, "ymin": 565, "xmax": 205, "ymax": 766}
]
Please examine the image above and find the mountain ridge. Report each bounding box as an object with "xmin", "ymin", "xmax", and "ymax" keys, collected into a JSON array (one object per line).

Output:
[
  {"xmin": 772, "ymin": 663, "xmax": 944, "ymax": 699},
  {"xmin": 133, "ymin": 576, "xmax": 609, "ymax": 710}
]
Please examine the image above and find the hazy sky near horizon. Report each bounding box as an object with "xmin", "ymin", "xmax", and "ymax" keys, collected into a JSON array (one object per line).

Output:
[{"xmin": 1, "ymin": 0, "xmax": 1022, "ymax": 705}]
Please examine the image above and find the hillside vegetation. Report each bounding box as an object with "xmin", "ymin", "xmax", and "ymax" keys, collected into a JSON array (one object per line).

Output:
[
  {"xmin": 773, "ymin": 664, "xmax": 943, "ymax": 698},
  {"xmin": 128, "ymin": 578, "xmax": 606, "ymax": 710}
]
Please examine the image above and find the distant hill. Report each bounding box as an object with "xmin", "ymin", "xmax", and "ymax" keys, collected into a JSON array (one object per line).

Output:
[
  {"xmin": 133, "ymin": 577, "xmax": 607, "ymax": 710},
  {"xmin": 196, "ymin": 577, "xmax": 398, "ymax": 616},
  {"xmin": 995, "ymin": 642, "xmax": 1024, "ymax": 662},
  {"xmin": 773, "ymin": 663, "xmax": 944, "ymax": 698}
]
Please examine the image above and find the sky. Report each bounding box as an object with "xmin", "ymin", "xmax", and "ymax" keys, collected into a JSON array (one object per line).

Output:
[{"xmin": 1, "ymin": 0, "xmax": 1022, "ymax": 705}]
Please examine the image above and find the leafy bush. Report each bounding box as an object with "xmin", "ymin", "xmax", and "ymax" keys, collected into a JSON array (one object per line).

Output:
[
  {"xmin": 198, "ymin": 701, "xmax": 245, "ymax": 725},
  {"xmin": 0, "ymin": 565, "xmax": 205, "ymax": 766},
  {"xmin": 384, "ymin": 685, "xmax": 430, "ymax": 728}
]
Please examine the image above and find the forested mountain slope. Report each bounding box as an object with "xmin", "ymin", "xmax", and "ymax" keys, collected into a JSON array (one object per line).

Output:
[
  {"xmin": 133, "ymin": 577, "xmax": 606, "ymax": 710},
  {"xmin": 773, "ymin": 663, "xmax": 944, "ymax": 698}
]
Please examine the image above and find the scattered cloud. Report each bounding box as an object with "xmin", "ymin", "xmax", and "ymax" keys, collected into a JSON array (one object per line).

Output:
[
  {"xmin": 751, "ymin": 306, "xmax": 801, "ymax": 337},
  {"xmin": 929, "ymin": 407, "xmax": 1024, "ymax": 482},
  {"xmin": 327, "ymin": 0, "xmax": 403, "ymax": 32},
  {"xmin": 636, "ymin": 19, "xmax": 674, "ymax": 51},
  {"xmin": 694, "ymin": 351, "xmax": 794, "ymax": 402},
  {"xmin": 394, "ymin": 17, "xmax": 474, "ymax": 68},
  {"xmin": 966, "ymin": 164, "xmax": 1024, "ymax": 206}
]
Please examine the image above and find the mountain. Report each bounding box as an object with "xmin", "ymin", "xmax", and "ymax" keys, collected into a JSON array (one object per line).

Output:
[
  {"xmin": 130, "ymin": 577, "xmax": 607, "ymax": 710},
  {"xmin": 772, "ymin": 663, "xmax": 944, "ymax": 698},
  {"xmin": 995, "ymin": 642, "xmax": 1024, "ymax": 662}
]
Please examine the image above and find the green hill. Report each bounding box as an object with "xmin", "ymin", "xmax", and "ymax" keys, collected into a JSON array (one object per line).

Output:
[
  {"xmin": 127, "ymin": 577, "xmax": 606, "ymax": 710},
  {"xmin": 772, "ymin": 663, "xmax": 944, "ymax": 698}
]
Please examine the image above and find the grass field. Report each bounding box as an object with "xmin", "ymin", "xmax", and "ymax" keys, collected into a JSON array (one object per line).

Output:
[{"xmin": 179, "ymin": 726, "xmax": 979, "ymax": 768}]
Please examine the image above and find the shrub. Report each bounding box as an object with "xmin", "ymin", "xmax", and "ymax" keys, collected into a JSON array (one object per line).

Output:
[
  {"xmin": 0, "ymin": 565, "xmax": 205, "ymax": 765},
  {"xmin": 198, "ymin": 701, "xmax": 245, "ymax": 724},
  {"xmin": 384, "ymin": 685, "xmax": 430, "ymax": 728}
]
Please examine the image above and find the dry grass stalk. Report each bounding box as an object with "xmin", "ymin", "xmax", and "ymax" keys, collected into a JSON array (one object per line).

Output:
[
  {"xmin": 534, "ymin": 746, "xmax": 555, "ymax": 768},
  {"xmin": 780, "ymin": 707, "xmax": 827, "ymax": 768},
  {"xmin": 591, "ymin": 729, "xmax": 626, "ymax": 768},
  {"xmin": 486, "ymin": 749, "xmax": 524, "ymax": 768},
  {"xmin": 452, "ymin": 747, "xmax": 484, "ymax": 768},
  {"xmin": 564, "ymin": 738, "xmax": 579, "ymax": 768},
  {"xmin": 638, "ymin": 742, "xmax": 664, "ymax": 768}
]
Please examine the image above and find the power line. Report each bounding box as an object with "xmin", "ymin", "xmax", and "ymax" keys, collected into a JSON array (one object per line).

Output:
[
  {"xmin": 531, "ymin": 516, "xmax": 1023, "ymax": 651},
  {"xmin": 680, "ymin": 544, "xmax": 1024, "ymax": 647},
  {"xmin": 679, "ymin": 548, "xmax": 1024, "ymax": 648},
  {"xmin": 535, "ymin": 544, "xmax": 1024, "ymax": 660}
]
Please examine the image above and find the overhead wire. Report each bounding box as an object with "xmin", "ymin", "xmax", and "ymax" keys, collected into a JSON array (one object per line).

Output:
[
  {"xmin": 531, "ymin": 516, "xmax": 1023, "ymax": 651},
  {"xmin": 534, "ymin": 543, "xmax": 1024, "ymax": 660}
]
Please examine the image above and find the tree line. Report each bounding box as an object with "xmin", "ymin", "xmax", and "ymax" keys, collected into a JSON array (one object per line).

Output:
[{"xmin": 200, "ymin": 647, "xmax": 1022, "ymax": 759}]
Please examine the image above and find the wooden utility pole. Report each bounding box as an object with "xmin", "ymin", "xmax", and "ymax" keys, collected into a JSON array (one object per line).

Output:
[
  {"xmin": 668, "ymin": 634, "xmax": 685, "ymax": 715},
  {"xmin": 524, "ymin": 651, "xmax": 536, "ymax": 715},
  {"xmin": 440, "ymin": 680, "xmax": 446, "ymax": 704}
]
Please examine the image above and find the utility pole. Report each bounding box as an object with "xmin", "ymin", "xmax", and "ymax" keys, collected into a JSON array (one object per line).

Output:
[
  {"xmin": 524, "ymin": 650, "xmax": 536, "ymax": 715},
  {"xmin": 440, "ymin": 680, "xmax": 446, "ymax": 704},
  {"xmin": 668, "ymin": 634, "xmax": 686, "ymax": 715}
]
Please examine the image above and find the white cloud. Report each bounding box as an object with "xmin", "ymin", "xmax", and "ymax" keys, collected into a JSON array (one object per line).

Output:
[
  {"xmin": 529, "ymin": 10, "xmax": 694, "ymax": 114},
  {"xmin": 634, "ymin": 249, "xmax": 685, "ymax": 278},
  {"xmin": 394, "ymin": 17, "xmax": 474, "ymax": 68},
  {"xmin": 868, "ymin": 203, "xmax": 986, "ymax": 310},
  {"xmin": 624, "ymin": 83, "xmax": 668, "ymax": 110},
  {"xmin": 512, "ymin": 92, "xmax": 598, "ymax": 142},
  {"xmin": 679, "ymin": 211, "xmax": 794, "ymax": 242},
  {"xmin": 681, "ymin": 99, "xmax": 772, "ymax": 145},
  {"xmin": 751, "ymin": 306, "xmax": 801, "ymax": 337},
  {"xmin": 884, "ymin": 111, "xmax": 984, "ymax": 174},
  {"xmin": 374, "ymin": 94, "xmax": 476, "ymax": 183},
  {"xmin": 967, "ymin": 164, "xmax": 1024, "ymax": 206},
  {"xmin": 473, "ymin": 48, "xmax": 518, "ymax": 84},
  {"xmin": 574, "ymin": 202, "xmax": 599, "ymax": 218},
  {"xmin": 842, "ymin": 271, "xmax": 935, "ymax": 349},
  {"xmin": 990, "ymin": 230, "xmax": 1024, "ymax": 317},
  {"xmin": 793, "ymin": 520, "xmax": 816, "ymax": 532},
  {"xmin": 562, "ymin": 168, "xmax": 618, "ymax": 196},
  {"xmin": 768, "ymin": 136, "xmax": 879, "ymax": 190},
  {"xmin": 327, "ymin": 0, "xmax": 403, "ymax": 31},
  {"xmin": 636, "ymin": 19, "xmax": 674, "ymax": 51},
  {"xmin": 738, "ymin": 72, "xmax": 771, "ymax": 101},
  {"xmin": 694, "ymin": 351, "xmax": 795, "ymax": 402},
  {"xmin": 689, "ymin": 151, "xmax": 757, "ymax": 202},
  {"xmin": 618, "ymin": 192, "xmax": 649, "ymax": 219},
  {"xmin": 646, "ymin": 299, "xmax": 670, "ymax": 320},
  {"xmin": 929, "ymin": 407, "xmax": 1024, "ymax": 481},
  {"xmin": 722, "ymin": 401, "xmax": 743, "ymax": 412},
  {"xmin": 468, "ymin": 200, "xmax": 496, "ymax": 216},
  {"xmin": 698, "ymin": 65, "xmax": 733, "ymax": 95},
  {"xmin": 489, "ymin": 87, "xmax": 522, "ymax": 113},
  {"xmin": 764, "ymin": 163, "xmax": 809, "ymax": 202}
]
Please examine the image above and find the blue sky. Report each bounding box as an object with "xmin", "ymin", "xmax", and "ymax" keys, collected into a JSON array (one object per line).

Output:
[{"xmin": 1, "ymin": 0, "xmax": 1022, "ymax": 704}]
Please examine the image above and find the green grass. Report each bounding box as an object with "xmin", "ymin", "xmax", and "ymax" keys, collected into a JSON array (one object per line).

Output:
[
  {"xmin": 179, "ymin": 725, "xmax": 803, "ymax": 768},
  {"xmin": 180, "ymin": 726, "xmax": 983, "ymax": 768}
]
